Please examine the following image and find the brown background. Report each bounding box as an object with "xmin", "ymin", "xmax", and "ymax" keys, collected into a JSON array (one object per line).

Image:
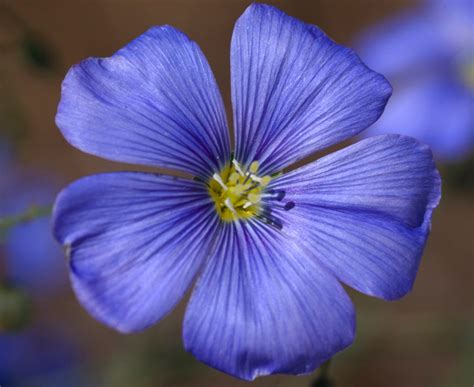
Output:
[{"xmin": 1, "ymin": 1, "xmax": 473, "ymax": 386}]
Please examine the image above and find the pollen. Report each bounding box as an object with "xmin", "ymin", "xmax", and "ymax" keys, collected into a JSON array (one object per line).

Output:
[{"xmin": 209, "ymin": 160, "xmax": 271, "ymax": 222}]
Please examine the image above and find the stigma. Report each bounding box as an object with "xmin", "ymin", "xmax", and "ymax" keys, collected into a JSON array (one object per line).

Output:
[{"xmin": 209, "ymin": 160, "xmax": 271, "ymax": 222}]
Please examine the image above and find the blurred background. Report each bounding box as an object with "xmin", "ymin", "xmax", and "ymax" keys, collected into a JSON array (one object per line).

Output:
[{"xmin": 0, "ymin": 1, "xmax": 472, "ymax": 386}]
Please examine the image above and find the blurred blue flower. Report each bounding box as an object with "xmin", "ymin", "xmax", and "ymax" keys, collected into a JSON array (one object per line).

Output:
[
  {"xmin": 0, "ymin": 327, "xmax": 83, "ymax": 387},
  {"xmin": 0, "ymin": 141, "xmax": 11, "ymax": 165},
  {"xmin": 356, "ymin": 0, "xmax": 474, "ymax": 161},
  {"xmin": 53, "ymin": 4, "xmax": 440, "ymax": 380},
  {"xmin": 0, "ymin": 145, "xmax": 66, "ymax": 294}
]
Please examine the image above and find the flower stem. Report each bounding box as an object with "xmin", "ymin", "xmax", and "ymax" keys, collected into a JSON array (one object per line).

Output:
[
  {"xmin": 310, "ymin": 360, "xmax": 333, "ymax": 387},
  {"xmin": 0, "ymin": 204, "xmax": 52, "ymax": 240}
]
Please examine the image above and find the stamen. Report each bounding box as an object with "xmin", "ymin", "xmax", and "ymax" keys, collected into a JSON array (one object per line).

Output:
[
  {"xmin": 209, "ymin": 159, "xmax": 274, "ymax": 222},
  {"xmin": 249, "ymin": 161, "xmax": 259, "ymax": 174},
  {"xmin": 244, "ymin": 182, "xmax": 259, "ymax": 193},
  {"xmin": 262, "ymin": 191, "xmax": 285, "ymax": 201},
  {"xmin": 249, "ymin": 174, "xmax": 263, "ymax": 184},
  {"xmin": 255, "ymin": 213, "xmax": 283, "ymax": 231},
  {"xmin": 224, "ymin": 198, "xmax": 237, "ymax": 216},
  {"xmin": 261, "ymin": 176, "xmax": 271, "ymax": 186},
  {"xmin": 242, "ymin": 171, "xmax": 252, "ymax": 184},
  {"xmin": 248, "ymin": 173, "xmax": 271, "ymax": 186},
  {"xmin": 232, "ymin": 159, "xmax": 245, "ymax": 176},
  {"xmin": 247, "ymin": 193, "xmax": 260, "ymax": 204},
  {"xmin": 228, "ymin": 172, "xmax": 240, "ymax": 184},
  {"xmin": 212, "ymin": 173, "xmax": 228, "ymax": 191}
]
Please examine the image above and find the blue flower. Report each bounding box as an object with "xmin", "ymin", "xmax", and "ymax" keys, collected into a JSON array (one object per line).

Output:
[
  {"xmin": 356, "ymin": 0, "xmax": 474, "ymax": 161},
  {"xmin": 0, "ymin": 327, "xmax": 82, "ymax": 386},
  {"xmin": 53, "ymin": 4, "xmax": 441, "ymax": 380},
  {"xmin": 0, "ymin": 146, "xmax": 66, "ymax": 293}
]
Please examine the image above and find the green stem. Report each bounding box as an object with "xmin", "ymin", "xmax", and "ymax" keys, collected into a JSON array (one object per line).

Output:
[
  {"xmin": 311, "ymin": 360, "xmax": 333, "ymax": 387},
  {"xmin": 0, "ymin": 205, "xmax": 52, "ymax": 240},
  {"xmin": 320, "ymin": 360, "xmax": 331, "ymax": 377}
]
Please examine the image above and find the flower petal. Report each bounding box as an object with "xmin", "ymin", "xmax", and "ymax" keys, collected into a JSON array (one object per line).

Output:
[
  {"xmin": 183, "ymin": 221, "xmax": 355, "ymax": 381},
  {"xmin": 231, "ymin": 3, "xmax": 391, "ymax": 174},
  {"xmin": 355, "ymin": 10, "xmax": 450, "ymax": 78},
  {"xmin": 6, "ymin": 218, "xmax": 66, "ymax": 293},
  {"xmin": 0, "ymin": 168, "xmax": 65, "ymax": 293},
  {"xmin": 271, "ymin": 135, "xmax": 441, "ymax": 300},
  {"xmin": 56, "ymin": 26, "xmax": 230, "ymax": 178},
  {"xmin": 356, "ymin": 1, "xmax": 473, "ymax": 79},
  {"xmin": 53, "ymin": 172, "xmax": 219, "ymax": 333},
  {"xmin": 364, "ymin": 77, "xmax": 474, "ymax": 160},
  {"xmin": 0, "ymin": 329, "xmax": 79, "ymax": 386}
]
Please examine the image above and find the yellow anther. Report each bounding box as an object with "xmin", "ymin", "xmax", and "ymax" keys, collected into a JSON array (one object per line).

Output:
[
  {"xmin": 261, "ymin": 176, "xmax": 271, "ymax": 186},
  {"xmin": 208, "ymin": 160, "xmax": 272, "ymax": 222},
  {"xmin": 228, "ymin": 172, "xmax": 240, "ymax": 184},
  {"xmin": 249, "ymin": 161, "xmax": 259, "ymax": 174},
  {"xmin": 224, "ymin": 198, "xmax": 237, "ymax": 216},
  {"xmin": 247, "ymin": 193, "xmax": 260, "ymax": 203},
  {"xmin": 232, "ymin": 159, "xmax": 245, "ymax": 176},
  {"xmin": 231, "ymin": 185, "xmax": 244, "ymax": 196},
  {"xmin": 212, "ymin": 173, "xmax": 228, "ymax": 191},
  {"xmin": 249, "ymin": 174, "xmax": 263, "ymax": 183}
]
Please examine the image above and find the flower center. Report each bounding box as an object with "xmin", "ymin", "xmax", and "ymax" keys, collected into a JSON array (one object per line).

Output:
[{"xmin": 209, "ymin": 160, "xmax": 271, "ymax": 222}]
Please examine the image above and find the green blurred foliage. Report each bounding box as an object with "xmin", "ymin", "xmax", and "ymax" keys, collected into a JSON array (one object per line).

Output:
[
  {"xmin": 101, "ymin": 337, "xmax": 200, "ymax": 387},
  {"xmin": 0, "ymin": 285, "xmax": 31, "ymax": 331},
  {"xmin": 20, "ymin": 32, "xmax": 57, "ymax": 72},
  {"xmin": 443, "ymin": 156, "xmax": 474, "ymax": 190}
]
